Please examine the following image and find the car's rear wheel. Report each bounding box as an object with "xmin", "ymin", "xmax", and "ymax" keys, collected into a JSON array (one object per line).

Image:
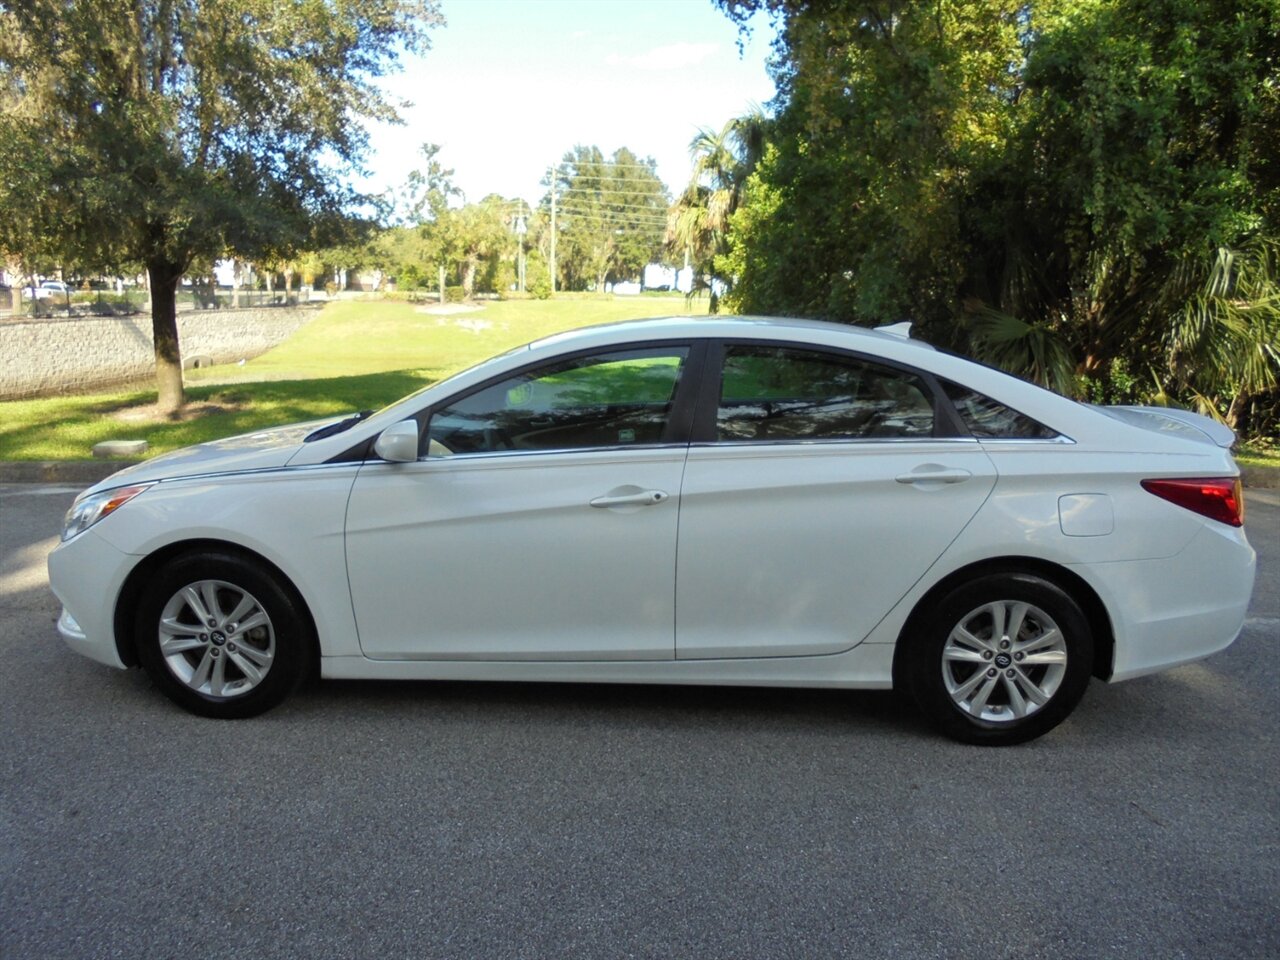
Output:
[
  {"xmin": 134, "ymin": 551, "xmax": 312, "ymax": 718},
  {"xmin": 902, "ymin": 573, "xmax": 1093, "ymax": 745}
]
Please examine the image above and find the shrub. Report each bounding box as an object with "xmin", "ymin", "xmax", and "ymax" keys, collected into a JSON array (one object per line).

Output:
[{"xmin": 444, "ymin": 285, "xmax": 465, "ymax": 303}]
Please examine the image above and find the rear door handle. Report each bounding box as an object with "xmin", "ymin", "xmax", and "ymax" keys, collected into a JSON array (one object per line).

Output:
[
  {"xmin": 590, "ymin": 490, "xmax": 669, "ymax": 508},
  {"xmin": 895, "ymin": 467, "xmax": 973, "ymax": 485}
]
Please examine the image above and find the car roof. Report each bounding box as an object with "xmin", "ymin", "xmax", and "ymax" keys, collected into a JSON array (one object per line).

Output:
[{"xmin": 529, "ymin": 315, "xmax": 937, "ymax": 354}]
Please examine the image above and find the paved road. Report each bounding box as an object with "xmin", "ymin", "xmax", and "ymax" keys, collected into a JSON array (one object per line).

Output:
[{"xmin": 2, "ymin": 484, "xmax": 1277, "ymax": 960}]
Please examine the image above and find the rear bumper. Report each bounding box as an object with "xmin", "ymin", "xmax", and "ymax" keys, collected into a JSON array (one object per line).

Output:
[{"xmin": 1075, "ymin": 521, "xmax": 1256, "ymax": 683}]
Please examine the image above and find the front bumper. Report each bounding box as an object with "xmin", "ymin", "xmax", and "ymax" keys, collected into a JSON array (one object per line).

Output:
[{"xmin": 47, "ymin": 529, "xmax": 137, "ymax": 670}]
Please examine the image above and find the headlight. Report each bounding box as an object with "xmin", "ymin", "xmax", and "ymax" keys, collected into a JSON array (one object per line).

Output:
[{"xmin": 62, "ymin": 484, "xmax": 153, "ymax": 541}]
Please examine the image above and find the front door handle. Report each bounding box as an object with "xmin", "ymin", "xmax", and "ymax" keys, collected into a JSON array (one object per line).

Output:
[
  {"xmin": 895, "ymin": 466, "xmax": 973, "ymax": 485},
  {"xmin": 590, "ymin": 489, "xmax": 669, "ymax": 508}
]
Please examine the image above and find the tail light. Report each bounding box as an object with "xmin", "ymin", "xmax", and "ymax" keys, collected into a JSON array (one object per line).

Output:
[{"xmin": 1141, "ymin": 477, "xmax": 1245, "ymax": 527}]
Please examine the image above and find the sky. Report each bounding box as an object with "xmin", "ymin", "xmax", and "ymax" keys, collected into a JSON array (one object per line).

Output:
[{"xmin": 359, "ymin": 0, "xmax": 779, "ymax": 209}]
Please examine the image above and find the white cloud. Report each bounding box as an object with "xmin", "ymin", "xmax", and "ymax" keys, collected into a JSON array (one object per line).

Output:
[{"xmin": 606, "ymin": 41, "xmax": 718, "ymax": 71}]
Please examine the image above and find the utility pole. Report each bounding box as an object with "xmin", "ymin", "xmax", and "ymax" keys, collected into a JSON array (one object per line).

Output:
[
  {"xmin": 549, "ymin": 166, "xmax": 557, "ymax": 295},
  {"xmin": 514, "ymin": 199, "xmax": 528, "ymax": 293}
]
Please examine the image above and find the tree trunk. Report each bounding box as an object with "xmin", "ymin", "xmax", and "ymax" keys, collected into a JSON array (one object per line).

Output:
[
  {"xmin": 462, "ymin": 258, "xmax": 476, "ymax": 299},
  {"xmin": 438, "ymin": 263, "xmax": 446, "ymax": 303},
  {"xmin": 148, "ymin": 259, "xmax": 185, "ymax": 414}
]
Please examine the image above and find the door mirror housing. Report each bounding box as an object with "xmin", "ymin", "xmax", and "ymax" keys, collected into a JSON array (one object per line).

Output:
[{"xmin": 373, "ymin": 420, "xmax": 420, "ymax": 463}]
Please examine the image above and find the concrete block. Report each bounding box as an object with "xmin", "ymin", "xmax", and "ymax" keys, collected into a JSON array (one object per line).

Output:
[{"xmin": 93, "ymin": 439, "xmax": 149, "ymax": 458}]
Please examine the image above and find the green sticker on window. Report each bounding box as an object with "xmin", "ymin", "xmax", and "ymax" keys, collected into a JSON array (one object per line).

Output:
[{"xmin": 506, "ymin": 382, "xmax": 533, "ymax": 407}]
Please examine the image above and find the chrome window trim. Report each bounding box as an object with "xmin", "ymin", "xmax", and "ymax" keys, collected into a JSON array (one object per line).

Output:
[
  {"xmin": 688, "ymin": 436, "xmax": 981, "ymax": 450},
  {"xmin": 977, "ymin": 435, "xmax": 1076, "ymax": 445},
  {"xmin": 418, "ymin": 441, "xmax": 688, "ymax": 464}
]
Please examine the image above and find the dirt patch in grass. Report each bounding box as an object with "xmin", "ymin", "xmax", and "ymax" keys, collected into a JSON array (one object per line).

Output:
[{"xmin": 110, "ymin": 396, "xmax": 248, "ymax": 424}]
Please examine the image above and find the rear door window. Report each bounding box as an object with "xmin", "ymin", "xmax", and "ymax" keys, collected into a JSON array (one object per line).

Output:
[{"xmin": 716, "ymin": 345, "xmax": 936, "ymax": 441}]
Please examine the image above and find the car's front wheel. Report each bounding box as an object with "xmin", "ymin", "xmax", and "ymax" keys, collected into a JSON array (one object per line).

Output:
[
  {"xmin": 134, "ymin": 551, "xmax": 312, "ymax": 718},
  {"xmin": 901, "ymin": 573, "xmax": 1094, "ymax": 745}
]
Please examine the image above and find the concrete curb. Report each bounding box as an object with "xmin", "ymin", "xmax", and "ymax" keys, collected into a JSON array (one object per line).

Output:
[
  {"xmin": 1, "ymin": 459, "xmax": 1277, "ymax": 488},
  {"xmin": 0, "ymin": 460, "xmax": 141, "ymax": 485},
  {"xmin": 1240, "ymin": 464, "xmax": 1280, "ymax": 490}
]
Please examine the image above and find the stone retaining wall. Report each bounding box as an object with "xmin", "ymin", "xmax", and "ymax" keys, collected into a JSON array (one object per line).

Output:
[{"xmin": 0, "ymin": 305, "xmax": 321, "ymax": 399}]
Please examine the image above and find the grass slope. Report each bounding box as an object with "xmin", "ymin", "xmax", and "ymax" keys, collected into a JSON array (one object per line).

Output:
[{"xmin": 0, "ymin": 296, "xmax": 707, "ymax": 461}]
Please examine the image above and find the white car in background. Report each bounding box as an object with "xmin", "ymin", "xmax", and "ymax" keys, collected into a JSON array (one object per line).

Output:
[
  {"xmin": 22, "ymin": 280, "xmax": 70, "ymax": 300},
  {"xmin": 48, "ymin": 316, "xmax": 1256, "ymax": 744}
]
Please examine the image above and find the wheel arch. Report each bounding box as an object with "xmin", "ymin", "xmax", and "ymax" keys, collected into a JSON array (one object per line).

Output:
[
  {"xmin": 891, "ymin": 556, "xmax": 1116, "ymax": 686},
  {"xmin": 113, "ymin": 538, "xmax": 320, "ymax": 670}
]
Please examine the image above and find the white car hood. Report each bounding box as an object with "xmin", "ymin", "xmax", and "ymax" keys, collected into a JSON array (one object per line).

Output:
[{"xmin": 81, "ymin": 417, "xmax": 343, "ymax": 496}]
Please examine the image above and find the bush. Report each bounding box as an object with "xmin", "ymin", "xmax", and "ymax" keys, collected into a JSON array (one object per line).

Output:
[
  {"xmin": 444, "ymin": 285, "xmax": 465, "ymax": 303},
  {"xmin": 530, "ymin": 276, "xmax": 552, "ymax": 300}
]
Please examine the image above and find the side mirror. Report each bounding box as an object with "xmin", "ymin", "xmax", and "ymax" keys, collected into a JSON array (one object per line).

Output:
[{"xmin": 373, "ymin": 419, "xmax": 420, "ymax": 463}]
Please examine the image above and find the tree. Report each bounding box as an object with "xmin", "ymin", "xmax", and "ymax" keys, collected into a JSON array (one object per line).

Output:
[
  {"xmin": 547, "ymin": 146, "xmax": 668, "ymax": 291},
  {"xmin": 453, "ymin": 195, "xmax": 513, "ymax": 298},
  {"xmin": 667, "ymin": 110, "xmax": 767, "ymax": 311},
  {"xmin": 716, "ymin": 0, "xmax": 1280, "ymax": 438},
  {"xmin": 402, "ymin": 143, "xmax": 462, "ymax": 300},
  {"xmin": 0, "ymin": 0, "xmax": 442, "ymax": 412}
]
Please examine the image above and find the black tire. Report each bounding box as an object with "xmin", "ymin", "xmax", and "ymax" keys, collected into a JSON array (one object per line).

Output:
[
  {"xmin": 134, "ymin": 550, "xmax": 313, "ymax": 719},
  {"xmin": 901, "ymin": 573, "xmax": 1093, "ymax": 745}
]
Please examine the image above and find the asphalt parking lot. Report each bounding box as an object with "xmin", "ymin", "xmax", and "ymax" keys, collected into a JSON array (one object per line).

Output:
[{"xmin": 2, "ymin": 483, "xmax": 1277, "ymax": 960}]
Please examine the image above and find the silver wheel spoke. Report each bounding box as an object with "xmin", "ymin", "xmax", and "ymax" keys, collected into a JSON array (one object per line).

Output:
[
  {"xmin": 189, "ymin": 648, "xmax": 214, "ymax": 689},
  {"xmin": 1021, "ymin": 649, "xmax": 1067, "ymax": 666},
  {"xmin": 969, "ymin": 675, "xmax": 998, "ymax": 715},
  {"xmin": 1014, "ymin": 628, "xmax": 1061, "ymax": 655},
  {"xmin": 228, "ymin": 650, "xmax": 264, "ymax": 685},
  {"xmin": 234, "ymin": 611, "xmax": 269, "ymax": 635},
  {"xmin": 943, "ymin": 643, "xmax": 987, "ymax": 664},
  {"xmin": 182, "ymin": 586, "xmax": 213, "ymax": 626},
  {"xmin": 1005, "ymin": 602, "xmax": 1029, "ymax": 642},
  {"xmin": 953, "ymin": 625, "xmax": 993, "ymax": 653},
  {"xmin": 234, "ymin": 643, "xmax": 273, "ymax": 668},
  {"xmin": 200, "ymin": 582, "xmax": 224, "ymax": 622},
  {"xmin": 160, "ymin": 633, "xmax": 205, "ymax": 656},
  {"xmin": 951, "ymin": 667, "xmax": 989, "ymax": 701},
  {"xmin": 985, "ymin": 602, "xmax": 1006, "ymax": 642},
  {"xmin": 1002, "ymin": 674, "xmax": 1029, "ymax": 718},
  {"xmin": 209, "ymin": 653, "xmax": 227, "ymax": 697},
  {"xmin": 1013, "ymin": 667, "xmax": 1051, "ymax": 705},
  {"xmin": 225, "ymin": 593, "xmax": 256, "ymax": 625}
]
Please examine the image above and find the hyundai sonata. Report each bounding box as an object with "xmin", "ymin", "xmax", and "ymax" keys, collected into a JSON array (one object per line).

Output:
[{"xmin": 48, "ymin": 317, "xmax": 1256, "ymax": 744}]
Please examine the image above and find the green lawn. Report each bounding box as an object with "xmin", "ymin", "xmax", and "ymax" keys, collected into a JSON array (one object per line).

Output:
[
  {"xmin": 1237, "ymin": 442, "xmax": 1280, "ymax": 469},
  {"xmin": 0, "ymin": 295, "xmax": 708, "ymax": 461}
]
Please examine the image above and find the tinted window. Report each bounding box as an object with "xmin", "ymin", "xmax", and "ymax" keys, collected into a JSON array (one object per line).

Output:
[
  {"xmin": 427, "ymin": 347, "xmax": 689, "ymax": 455},
  {"xmin": 942, "ymin": 381, "xmax": 1058, "ymax": 439},
  {"xmin": 716, "ymin": 346, "xmax": 935, "ymax": 441}
]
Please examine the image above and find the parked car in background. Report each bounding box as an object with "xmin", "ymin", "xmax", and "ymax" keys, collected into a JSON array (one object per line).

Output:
[
  {"xmin": 21, "ymin": 280, "xmax": 70, "ymax": 300},
  {"xmin": 47, "ymin": 316, "xmax": 1257, "ymax": 744}
]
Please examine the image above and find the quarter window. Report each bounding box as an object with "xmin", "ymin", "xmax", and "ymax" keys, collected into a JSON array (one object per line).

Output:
[
  {"xmin": 715, "ymin": 346, "xmax": 936, "ymax": 441},
  {"xmin": 941, "ymin": 381, "xmax": 1058, "ymax": 439},
  {"xmin": 427, "ymin": 347, "xmax": 690, "ymax": 456}
]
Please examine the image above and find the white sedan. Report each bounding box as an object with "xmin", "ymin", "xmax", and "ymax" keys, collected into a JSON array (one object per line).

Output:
[
  {"xmin": 48, "ymin": 317, "xmax": 1256, "ymax": 744},
  {"xmin": 22, "ymin": 280, "xmax": 70, "ymax": 300}
]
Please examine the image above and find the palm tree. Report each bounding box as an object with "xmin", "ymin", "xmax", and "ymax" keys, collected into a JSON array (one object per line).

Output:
[{"xmin": 667, "ymin": 108, "xmax": 767, "ymax": 312}]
